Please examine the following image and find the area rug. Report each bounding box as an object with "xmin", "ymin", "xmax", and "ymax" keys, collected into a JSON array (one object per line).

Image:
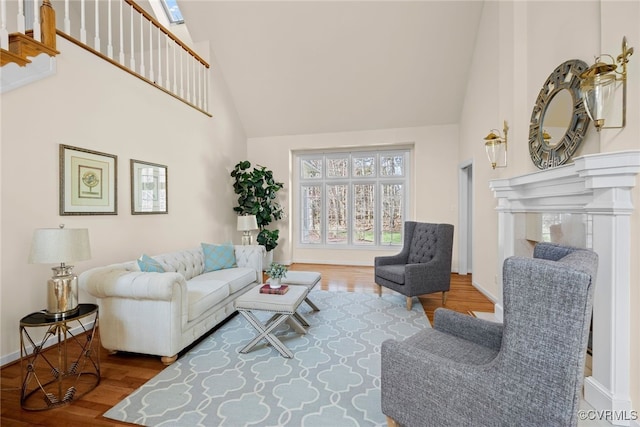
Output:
[{"xmin": 104, "ymin": 290, "xmax": 431, "ymax": 427}]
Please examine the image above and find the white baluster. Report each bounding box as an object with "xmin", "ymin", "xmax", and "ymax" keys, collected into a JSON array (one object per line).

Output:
[
  {"xmin": 32, "ymin": 0, "xmax": 41, "ymax": 41},
  {"xmin": 149, "ymin": 20, "xmax": 154, "ymax": 83},
  {"xmin": 139, "ymin": 12, "xmax": 145, "ymax": 77},
  {"xmin": 80, "ymin": 0, "xmax": 86, "ymax": 43},
  {"xmin": 165, "ymin": 34, "xmax": 170, "ymax": 89},
  {"xmin": 198, "ymin": 62, "xmax": 202, "ymax": 108},
  {"xmin": 172, "ymin": 41, "xmax": 177, "ymax": 93},
  {"xmin": 185, "ymin": 53, "xmax": 190, "ymax": 102},
  {"xmin": 118, "ymin": 0, "xmax": 124, "ymax": 64},
  {"xmin": 63, "ymin": 0, "xmax": 70, "ymax": 34},
  {"xmin": 179, "ymin": 47, "xmax": 184, "ymax": 98},
  {"xmin": 17, "ymin": 0, "xmax": 24, "ymax": 33},
  {"xmin": 129, "ymin": 3, "xmax": 135, "ymax": 71},
  {"xmin": 204, "ymin": 66, "xmax": 209, "ymax": 112},
  {"xmin": 1, "ymin": 0, "xmax": 8, "ymax": 50},
  {"xmin": 94, "ymin": 0, "xmax": 100, "ymax": 51},
  {"xmin": 157, "ymin": 26, "xmax": 162, "ymax": 87},
  {"xmin": 107, "ymin": 0, "xmax": 113, "ymax": 59}
]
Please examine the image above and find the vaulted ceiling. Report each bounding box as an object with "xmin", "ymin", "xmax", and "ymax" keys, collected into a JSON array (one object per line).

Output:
[{"xmin": 177, "ymin": 1, "xmax": 484, "ymax": 138}]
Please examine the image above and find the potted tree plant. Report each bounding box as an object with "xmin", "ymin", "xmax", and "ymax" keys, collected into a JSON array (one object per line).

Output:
[{"xmin": 231, "ymin": 161, "xmax": 284, "ymax": 265}]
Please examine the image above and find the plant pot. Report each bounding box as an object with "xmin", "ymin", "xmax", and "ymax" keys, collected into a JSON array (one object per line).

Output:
[
  {"xmin": 269, "ymin": 278, "xmax": 281, "ymax": 289},
  {"xmin": 262, "ymin": 250, "xmax": 273, "ymax": 271}
]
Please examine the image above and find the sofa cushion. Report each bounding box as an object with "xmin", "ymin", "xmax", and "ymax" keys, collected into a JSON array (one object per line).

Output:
[
  {"xmin": 201, "ymin": 243, "xmax": 237, "ymax": 272},
  {"xmin": 186, "ymin": 277, "xmax": 230, "ymax": 321},
  {"xmin": 197, "ymin": 267, "xmax": 257, "ymax": 294},
  {"xmin": 137, "ymin": 254, "xmax": 165, "ymax": 272}
]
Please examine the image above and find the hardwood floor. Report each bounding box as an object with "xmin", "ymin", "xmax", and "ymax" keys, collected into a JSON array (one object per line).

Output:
[{"xmin": 1, "ymin": 265, "xmax": 493, "ymax": 426}]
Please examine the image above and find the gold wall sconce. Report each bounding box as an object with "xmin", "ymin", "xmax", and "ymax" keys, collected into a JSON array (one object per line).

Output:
[
  {"xmin": 580, "ymin": 36, "xmax": 634, "ymax": 131},
  {"xmin": 484, "ymin": 120, "xmax": 509, "ymax": 169}
]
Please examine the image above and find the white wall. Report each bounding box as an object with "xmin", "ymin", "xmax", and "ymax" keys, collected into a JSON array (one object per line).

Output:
[
  {"xmin": 462, "ymin": 0, "xmax": 639, "ymax": 416},
  {"xmin": 247, "ymin": 125, "xmax": 460, "ymax": 268},
  {"xmin": 0, "ymin": 36, "xmax": 247, "ymax": 364}
]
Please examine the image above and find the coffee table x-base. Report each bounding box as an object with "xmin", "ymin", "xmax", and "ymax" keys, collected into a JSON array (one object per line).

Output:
[{"xmin": 235, "ymin": 284, "xmax": 310, "ymax": 358}]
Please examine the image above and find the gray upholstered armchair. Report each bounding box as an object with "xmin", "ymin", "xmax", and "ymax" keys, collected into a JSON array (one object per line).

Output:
[
  {"xmin": 381, "ymin": 243, "xmax": 598, "ymax": 427},
  {"xmin": 374, "ymin": 221, "xmax": 454, "ymax": 310}
]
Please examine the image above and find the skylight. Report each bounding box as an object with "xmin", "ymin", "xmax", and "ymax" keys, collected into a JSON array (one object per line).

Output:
[{"xmin": 161, "ymin": 0, "xmax": 184, "ymax": 24}]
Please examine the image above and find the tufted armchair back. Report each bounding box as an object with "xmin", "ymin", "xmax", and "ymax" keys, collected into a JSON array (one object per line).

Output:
[{"xmin": 407, "ymin": 223, "xmax": 440, "ymax": 264}]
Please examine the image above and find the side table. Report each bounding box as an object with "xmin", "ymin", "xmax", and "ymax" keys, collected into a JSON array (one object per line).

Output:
[{"xmin": 19, "ymin": 303, "xmax": 100, "ymax": 410}]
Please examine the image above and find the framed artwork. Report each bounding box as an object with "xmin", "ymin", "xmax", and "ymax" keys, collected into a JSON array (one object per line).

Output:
[
  {"xmin": 130, "ymin": 159, "xmax": 168, "ymax": 214},
  {"xmin": 60, "ymin": 144, "xmax": 117, "ymax": 215}
]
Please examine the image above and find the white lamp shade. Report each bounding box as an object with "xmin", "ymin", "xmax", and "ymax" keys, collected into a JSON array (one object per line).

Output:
[
  {"xmin": 237, "ymin": 215, "xmax": 258, "ymax": 231},
  {"xmin": 28, "ymin": 227, "xmax": 91, "ymax": 264}
]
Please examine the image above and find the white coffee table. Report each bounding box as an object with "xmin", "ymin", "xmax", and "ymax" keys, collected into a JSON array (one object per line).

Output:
[
  {"xmin": 280, "ymin": 271, "xmax": 321, "ymax": 312},
  {"xmin": 235, "ymin": 284, "xmax": 309, "ymax": 358}
]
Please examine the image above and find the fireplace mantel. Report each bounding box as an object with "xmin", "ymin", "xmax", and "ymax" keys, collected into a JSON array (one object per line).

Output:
[{"xmin": 490, "ymin": 150, "xmax": 640, "ymax": 425}]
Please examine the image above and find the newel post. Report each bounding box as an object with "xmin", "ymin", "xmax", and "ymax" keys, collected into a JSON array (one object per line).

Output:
[{"xmin": 40, "ymin": 0, "xmax": 55, "ymax": 50}]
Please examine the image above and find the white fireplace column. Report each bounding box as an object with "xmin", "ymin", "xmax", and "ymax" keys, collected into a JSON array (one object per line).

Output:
[{"xmin": 490, "ymin": 150, "xmax": 640, "ymax": 426}]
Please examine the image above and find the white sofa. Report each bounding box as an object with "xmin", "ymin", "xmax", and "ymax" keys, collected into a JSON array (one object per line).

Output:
[{"xmin": 79, "ymin": 245, "xmax": 264, "ymax": 364}]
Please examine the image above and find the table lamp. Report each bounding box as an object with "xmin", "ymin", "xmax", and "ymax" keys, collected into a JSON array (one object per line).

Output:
[
  {"xmin": 28, "ymin": 225, "xmax": 91, "ymax": 319},
  {"xmin": 237, "ymin": 215, "xmax": 258, "ymax": 245}
]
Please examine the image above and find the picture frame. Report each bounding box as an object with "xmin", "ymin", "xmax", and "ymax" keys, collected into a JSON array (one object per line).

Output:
[
  {"xmin": 60, "ymin": 144, "xmax": 118, "ymax": 215},
  {"xmin": 130, "ymin": 159, "xmax": 168, "ymax": 215}
]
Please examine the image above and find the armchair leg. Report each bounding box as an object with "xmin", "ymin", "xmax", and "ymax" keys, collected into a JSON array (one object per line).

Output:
[
  {"xmin": 387, "ymin": 416, "xmax": 400, "ymax": 427},
  {"xmin": 406, "ymin": 296, "xmax": 412, "ymax": 311},
  {"xmin": 442, "ymin": 291, "xmax": 447, "ymax": 305},
  {"xmin": 378, "ymin": 284, "xmax": 382, "ymax": 297}
]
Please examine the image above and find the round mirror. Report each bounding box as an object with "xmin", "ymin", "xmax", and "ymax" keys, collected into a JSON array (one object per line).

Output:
[
  {"xmin": 541, "ymin": 89, "xmax": 572, "ymax": 148},
  {"xmin": 528, "ymin": 59, "xmax": 591, "ymax": 169}
]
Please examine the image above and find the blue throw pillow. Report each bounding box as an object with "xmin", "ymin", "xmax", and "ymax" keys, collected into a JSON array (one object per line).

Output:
[
  {"xmin": 201, "ymin": 243, "xmax": 237, "ymax": 272},
  {"xmin": 137, "ymin": 254, "xmax": 165, "ymax": 272}
]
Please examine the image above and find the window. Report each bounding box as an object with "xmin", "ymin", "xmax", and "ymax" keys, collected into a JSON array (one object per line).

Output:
[
  {"xmin": 298, "ymin": 149, "xmax": 409, "ymax": 248},
  {"xmin": 160, "ymin": 0, "xmax": 184, "ymax": 24}
]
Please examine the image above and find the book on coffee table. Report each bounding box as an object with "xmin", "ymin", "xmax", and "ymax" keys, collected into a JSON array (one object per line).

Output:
[{"xmin": 260, "ymin": 284, "xmax": 289, "ymax": 295}]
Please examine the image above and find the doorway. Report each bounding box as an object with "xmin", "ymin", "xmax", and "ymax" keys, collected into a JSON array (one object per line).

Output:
[{"xmin": 458, "ymin": 160, "xmax": 473, "ymax": 275}]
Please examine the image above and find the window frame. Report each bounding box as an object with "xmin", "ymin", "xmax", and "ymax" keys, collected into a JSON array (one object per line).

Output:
[{"xmin": 296, "ymin": 148, "xmax": 410, "ymax": 250}]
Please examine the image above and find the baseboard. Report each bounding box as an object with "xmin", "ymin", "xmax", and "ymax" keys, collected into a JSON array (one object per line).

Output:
[
  {"xmin": 1, "ymin": 319, "xmax": 95, "ymax": 368},
  {"xmin": 291, "ymin": 259, "xmax": 373, "ymax": 266},
  {"xmin": 471, "ymin": 280, "xmax": 498, "ymax": 304},
  {"xmin": 584, "ymin": 376, "xmax": 636, "ymax": 426}
]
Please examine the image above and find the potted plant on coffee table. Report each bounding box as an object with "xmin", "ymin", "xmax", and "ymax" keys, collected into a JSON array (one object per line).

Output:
[
  {"xmin": 265, "ymin": 262, "xmax": 288, "ymax": 289},
  {"xmin": 231, "ymin": 160, "xmax": 284, "ymax": 266}
]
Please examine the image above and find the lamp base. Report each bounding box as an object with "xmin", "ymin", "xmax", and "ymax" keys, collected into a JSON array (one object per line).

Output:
[
  {"xmin": 241, "ymin": 232, "xmax": 253, "ymax": 246},
  {"xmin": 45, "ymin": 266, "xmax": 79, "ymax": 319}
]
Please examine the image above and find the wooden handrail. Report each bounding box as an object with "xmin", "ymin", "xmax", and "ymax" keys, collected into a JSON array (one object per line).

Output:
[
  {"xmin": 124, "ymin": 0, "xmax": 209, "ymax": 69},
  {"xmin": 56, "ymin": 30, "xmax": 211, "ymax": 116}
]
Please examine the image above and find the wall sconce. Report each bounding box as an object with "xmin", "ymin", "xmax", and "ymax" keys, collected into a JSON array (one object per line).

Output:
[
  {"xmin": 484, "ymin": 120, "xmax": 509, "ymax": 169},
  {"xmin": 580, "ymin": 36, "xmax": 634, "ymax": 131},
  {"xmin": 237, "ymin": 215, "xmax": 258, "ymax": 245}
]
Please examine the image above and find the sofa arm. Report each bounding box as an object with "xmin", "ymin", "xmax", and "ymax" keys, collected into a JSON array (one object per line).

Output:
[
  {"xmin": 79, "ymin": 266, "xmax": 187, "ymax": 301},
  {"xmin": 234, "ymin": 245, "xmax": 265, "ymax": 281},
  {"xmin": 433, "ymin": 308, "xmax": 503, "ymax": 351}
]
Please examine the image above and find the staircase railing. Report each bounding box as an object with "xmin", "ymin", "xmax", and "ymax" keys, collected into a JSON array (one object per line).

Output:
[{"xmin": 1, "ymin": 0, "xmax": 210, "ymax": 116}]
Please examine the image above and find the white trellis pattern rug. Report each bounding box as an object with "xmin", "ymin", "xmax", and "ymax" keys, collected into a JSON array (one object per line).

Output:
[{"xmin": 104, "ymin": 290, "xmax": 431, "ymax": 427}]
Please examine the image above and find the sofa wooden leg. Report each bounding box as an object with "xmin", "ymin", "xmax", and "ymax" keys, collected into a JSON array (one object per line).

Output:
[
  {"xmin": 161, "ymin": 355, "xmax": 178, "ymax": 365},
  {"xmin": 378, "ymin": 284, "xmax": 382, "ymax": 297},
  {"xmin": 386, "ymin": 416, "xmax": 400, "ymax": 427},
  {"xmin": 442, "ymin": 291, "xmax": 447, "ymax": 305},
  {"xmin": 406, "ymin": 296, "xmax": 412, "ymax": 311}
]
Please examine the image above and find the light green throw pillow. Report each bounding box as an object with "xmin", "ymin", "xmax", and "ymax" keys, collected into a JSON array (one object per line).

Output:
[
  {"xmin": 137, "ymin": 254, "xmax": 165, "ymax": 272},
  {"xmin": 201, "ymin": 243, "xmax": 237, "ymax": 272}
]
